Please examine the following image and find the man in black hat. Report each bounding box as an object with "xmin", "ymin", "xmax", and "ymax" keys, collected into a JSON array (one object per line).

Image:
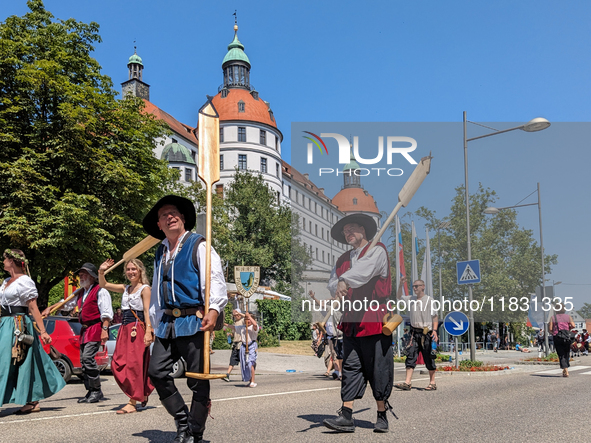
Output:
[
  {"xmin": 144, "ymin": 195, "xmax": 227, "ymax": 443},
  {"xmin": 43, "ymin": 263, "xmax": 113, "ymax": 403},
  {"xmin": 322, "ymin": 213, "xmax": 393, "ymax": 434}
]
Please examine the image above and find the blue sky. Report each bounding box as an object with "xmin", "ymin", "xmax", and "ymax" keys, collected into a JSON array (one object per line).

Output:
[{"xmin": 3, "ymin": 1, "xmax": 591, "ymax": 307}]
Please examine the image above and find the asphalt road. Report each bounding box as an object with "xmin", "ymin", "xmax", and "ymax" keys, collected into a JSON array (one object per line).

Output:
[{"xmin": 0, "ymin": 365, "xmax": 586, "ymax": 443}]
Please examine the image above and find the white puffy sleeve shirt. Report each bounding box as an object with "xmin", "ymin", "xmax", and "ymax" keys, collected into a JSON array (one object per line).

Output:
[{"xmin": 0, "ymin": 276, "xmax": 38, "ymax": 306}]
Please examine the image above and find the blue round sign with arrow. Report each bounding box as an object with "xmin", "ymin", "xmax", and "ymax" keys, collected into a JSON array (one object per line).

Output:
[{"xmin": 444, "ymin": 311, "xmax": 470, "ymax": 336}]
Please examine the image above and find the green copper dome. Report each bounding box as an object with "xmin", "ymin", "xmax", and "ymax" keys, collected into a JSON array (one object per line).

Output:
[
  {"xmin": 343, "ymin": 151, "xmax": 360, "ymax": 171},
  {"xmin": 222, "ymin": 29, "xmax": 250, "ymax": 66},
  {"xmin": 161, "ymin": 143, "xmax": 196, "ymax": 165},
  {"xmin": 128, "ymin": 52, "xmax": 143, "ymax": 66}
]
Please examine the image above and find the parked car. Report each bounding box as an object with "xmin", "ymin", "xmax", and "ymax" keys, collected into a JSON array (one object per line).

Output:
[
  {"xmin": 42, "ymin": 316, "xmax": 109, "ymax": 382},
  {"xmin": 105, "ymin": 323, "xmax": 186, "ymax": 378}
]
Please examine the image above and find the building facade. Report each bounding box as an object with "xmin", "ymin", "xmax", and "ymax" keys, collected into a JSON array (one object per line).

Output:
[{"xmin": 121, "ymin": 23, "xmax": 381, "ymax": 294}]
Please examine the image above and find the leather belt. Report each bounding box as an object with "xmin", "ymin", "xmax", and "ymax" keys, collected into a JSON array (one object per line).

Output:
[
  {"xmin": 0, "ymin": 306, "xmax": 27, "ymax": 317},
  {"xmin": 164, "ymin": 307, "xmax": 204, "ymax": 318},
  {"xmin": 80, "ymin": 318, "xmax": 101, "ymax": 330}
]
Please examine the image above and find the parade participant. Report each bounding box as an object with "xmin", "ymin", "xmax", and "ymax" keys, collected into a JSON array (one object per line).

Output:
[
  {"xmin": 395, "ymin": 277, "xmax": 438, "ymax": 392},
  {"xmin": 144, "ymin": 195, "xmax": 227, "ymax": 443},
  {"xmin": 322, "ymin": 213, "xmax": 393, "ymax": 434},
  {"xmin": 113, "ymin": 307, "xmax": 123, "ymax": 325},
  {"xmin": 0, "ymin": 249, "xmax": 65, "ymax": 414},
  {"xmin": 223, "ymin": 309, "xmax": 245, "ymax": 382},
  {"xmin": 549, "ymin": 305, "xmax": 575, "ymax": 377},
  {"xmin": 98, "ymin": 258, "xmax": 154, "ymax": 414},
  {"xmin": 309, "ymin": 290, "xmax": 341, "ymax": 378},
  {"xmin": 226, "ymin": 312, "xmax": 258, "ymax": 387},
  {"xmin": 43, "ymin": 262, "xmax": 113, "ymax": 403}
]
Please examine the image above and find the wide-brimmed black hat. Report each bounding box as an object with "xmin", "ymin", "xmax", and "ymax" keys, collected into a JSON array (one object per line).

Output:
[
  {"xmin": 142, "ymin": 195, "xmax": 196, "ymax": 240},
  {"xmin": 74, "ymin": 263, "xmax": 98, "ymax": 280},
  {"xmin": 331, "ymin": 213, "xmax": 377, "ymax": 244}
]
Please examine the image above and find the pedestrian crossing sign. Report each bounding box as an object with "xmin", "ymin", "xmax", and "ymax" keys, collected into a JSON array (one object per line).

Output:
[{"xmin": 456, "ymin": 259, "xmax": 481, "ymax": 285}]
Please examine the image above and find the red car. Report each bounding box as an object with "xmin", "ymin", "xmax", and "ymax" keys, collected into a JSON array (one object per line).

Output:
[{"xmin": 42, "ymin": 316, "xmax": 109, "ymax": 382}]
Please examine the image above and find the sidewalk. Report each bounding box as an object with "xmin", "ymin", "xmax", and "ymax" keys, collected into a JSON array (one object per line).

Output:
[{"xmin": 210, "ymin": 349, "xmax": 327, "ymax": 375}]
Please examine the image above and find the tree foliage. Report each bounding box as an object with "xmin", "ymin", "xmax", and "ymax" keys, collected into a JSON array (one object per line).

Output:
[
  {"xmin": 577, "ymin": 303, "xmax": 591, "ymax": 320},
  {"xmin": 389, "ymin": 184, "xmax": 558, "ymax": 322},
  {"xmin": 0, "ymin": 1, "xmax": 173, "ymax": 305}
]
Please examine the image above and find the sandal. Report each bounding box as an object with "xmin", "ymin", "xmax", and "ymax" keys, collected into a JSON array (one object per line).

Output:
[
  {"xmin": 116, "ymin": 404, "xmax": 137, "ymax": 414},
  {"xmin": 394, "ymin": 382, "xmax": 412, "ymax": 391},
  {"xmin": 563, "ymin": 369, "xmax": 569, "ymax": 378},
  {"xmin": 323, "ymin": 372, "xmax": 331, "ymax": 377},
  {"xmin": 141, "ymin": 397, "xmax": 148, "ymax": 408},
  {"xmin": 425, "ymin": 383, "xmax": 437, "ymax": 391},
  {"xmin": 15, "ymin": 402, "xmax": 40, "ymax": 415}
]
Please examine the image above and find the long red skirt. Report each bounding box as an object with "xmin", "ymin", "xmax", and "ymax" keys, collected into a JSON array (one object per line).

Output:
[{"xmin": 112, "ymin": 323, "xmax": 154, "ymax": 402}]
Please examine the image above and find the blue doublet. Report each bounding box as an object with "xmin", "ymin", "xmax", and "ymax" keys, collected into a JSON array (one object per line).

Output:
[{"xmin": 154, "ymin": 233, "xmax": 204, "ymax": 339}]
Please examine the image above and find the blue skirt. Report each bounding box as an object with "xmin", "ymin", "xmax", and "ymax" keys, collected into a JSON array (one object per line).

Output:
[
  {"xmin": 0, "ymin": 315, "xmax": 66, "ymax": 406},
  {"xmin": 239, "ymin": 341, "xmax": 258, "ymax": 382}
]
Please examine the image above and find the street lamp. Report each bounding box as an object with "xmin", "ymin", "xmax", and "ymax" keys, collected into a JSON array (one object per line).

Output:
[
  {"xmin": 463, "ymin": 112, "xmax": 550, "ymax": 361},
  {"xmin": 484, "ymin": 182, "xmax": 550, "ymax": 356}
]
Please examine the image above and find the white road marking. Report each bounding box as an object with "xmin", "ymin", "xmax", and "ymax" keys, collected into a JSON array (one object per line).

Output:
[
  {"xmin": 1, "ymin": 379, "xmax": 437, "ymax": 425},
  {"xmin": 535, "ymin": 365, "xmax": 591, "ymax": 375}
]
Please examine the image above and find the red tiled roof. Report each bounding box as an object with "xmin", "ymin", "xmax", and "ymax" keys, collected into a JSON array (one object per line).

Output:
[
  {"xmin": 211, "ymin": 89, "xmax": 277, "ymax": 128},
  {"xmin": 142, "ymin": 99, "xmax": 198, "ymax": 144},
  {"xmin": 283, "ymin": 161, "xmax": 334, "ymax": 205},
  {"xmin": 332, "ymin": 187, "xmax": 380, "ymax": 214}
]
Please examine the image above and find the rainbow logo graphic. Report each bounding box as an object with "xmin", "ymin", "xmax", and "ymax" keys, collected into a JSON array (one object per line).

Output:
[{"xmin": 302, "ymin": 131, "xmax": 328, "ymax": 155}]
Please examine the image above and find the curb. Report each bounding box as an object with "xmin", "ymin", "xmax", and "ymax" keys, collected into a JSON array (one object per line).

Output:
[{"xmin": 421, "ymin": 367, "xmax": 519, "ymax": 377}]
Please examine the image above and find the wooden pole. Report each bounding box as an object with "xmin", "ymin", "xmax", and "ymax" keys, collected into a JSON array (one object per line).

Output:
[{"xmin": 186, "ymin": 97, "xmax": 226, "ymax": 380}]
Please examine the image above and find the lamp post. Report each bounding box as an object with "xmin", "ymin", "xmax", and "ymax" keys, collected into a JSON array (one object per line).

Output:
[
  {"xmin": 436, "ymin": 221, "xmax": 450, "ymax": 348},
  {"xmin": 484, "ymin": 182, "xmax": 549, "ymax": 356},
  {"xmin": 464, "ymin": 112, "xmax": 550, "ymax": 361}
]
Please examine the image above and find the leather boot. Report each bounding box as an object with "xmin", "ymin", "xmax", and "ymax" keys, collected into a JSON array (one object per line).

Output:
[
  {"xmin": 86, "ymin": 390, "xmax": 104, "ymax": 403},
  {"xmin": 77, "ymin": 390, "xmax": 91, "ymax": 403},
  {"xmin": 189, "ymin": 399, "xmax": 209, "ymax": 442},
  {"xmin": 323, "ymin": 406, "xmax": 355, "ymax": 433},
  {"xmin": 161, "ymin": 391, "xmax": 193, "ymax": 443},
  {"xmin": 374, "ymin": 410, "xmax": 389, "ymax": 433}
]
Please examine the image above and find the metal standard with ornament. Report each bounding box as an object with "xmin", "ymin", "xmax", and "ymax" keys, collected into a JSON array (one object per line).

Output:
[{"xmin": 234, "ymin": 266, "xmax": 260, "ymax": 356}]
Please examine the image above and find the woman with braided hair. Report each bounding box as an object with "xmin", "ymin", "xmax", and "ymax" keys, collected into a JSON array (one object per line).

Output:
[{"xmin": 0, "ymin": 249, "xmax": 65, "ymax": 414}]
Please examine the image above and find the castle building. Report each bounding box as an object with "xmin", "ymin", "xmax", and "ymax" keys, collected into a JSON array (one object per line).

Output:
[{"xmin": 121, "ymin": 23, "xmax": 380, "ymax": 292}]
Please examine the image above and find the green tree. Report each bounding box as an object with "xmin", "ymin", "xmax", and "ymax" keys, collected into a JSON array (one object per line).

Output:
[
  {"xmin": 390, "ymin": 184, "xmax": 557, "ymax": 323},
  {"xmin": 0, "ymin": 1, "xmax": 173, "ymax": 306},
  {"xmin": 578, "ymin": 303, "xmax": 591, "ymax": 320},
  {"xmin": 220, "ymin": 169, "xmax": 310, "ymax": 287}
]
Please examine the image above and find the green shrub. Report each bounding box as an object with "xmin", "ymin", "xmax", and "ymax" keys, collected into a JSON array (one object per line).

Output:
[
  {"xmin": 212, "ymin": 330, "xmax": 231, "ymax": 350},
  {"xmin": 258, "ymin": 328, "xmax": 279, "ymax": 347},
  {"xmin": 459, "ymin": 360, "xmax": 483, "ymax": 368}
]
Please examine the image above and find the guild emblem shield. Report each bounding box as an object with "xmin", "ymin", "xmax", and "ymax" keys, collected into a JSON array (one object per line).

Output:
[{"xmin": 234, "ymin": 266, "xmax": 260, "ymax": 298}]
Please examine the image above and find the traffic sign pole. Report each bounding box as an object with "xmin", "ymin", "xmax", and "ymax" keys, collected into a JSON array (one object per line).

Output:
[{"xmin": 455, "ymin": 337, "xmax": 459, "ymax": 369}]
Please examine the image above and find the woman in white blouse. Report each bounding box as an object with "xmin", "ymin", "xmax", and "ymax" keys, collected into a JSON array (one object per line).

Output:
[
  {"xmin": 0, "ymin": 249, "xmax": 65, "ymax": 414},
  {"xmin": 99, "ymin": 258, "xmax": 154, "ymax": 414}
]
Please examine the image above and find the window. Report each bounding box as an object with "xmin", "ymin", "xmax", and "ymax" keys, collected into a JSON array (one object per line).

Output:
[
  {"xmin": 353, "ymin": 198, "xmax": 358, "ymax": 205},
  {"xmin": 238, "ymin": 154, "xmax": 247, "ymax": 170},
  {"xmin": 220, "ymin": 127, "xmax": 224, "ymax": 142},
  {"xmin": 185, "ymin": 168, "xmax": 192, "ymax": 182},
  {"xmin": 215, "ymin": 184, "xmax": 223, "ymax": 196},
  {"xmin": 302, "ymin": 217, "xmax": 306, "ymax": 231},
  {"xmin": 238, "ymin": 100, "xmax": 245, "ymax": 113},
  {"xmin": 172, "ymin": 138, "xmax": 177, "ymax": 143},
  {"xmin": 220, "ymin": 154, "xmax": 224, "ymax": 170},
  {"xmin": 275, "ymin": 137, "xmax": 279, "ymax": 150},
  {"xmin": 260, "ymin": 157, "xmax": 267, "ymax": 173},
  {"xmin": 316, "ymin": 248, "xmax": 318, "ymax": 260},
  {"xmin": 276, "ymin": 191, "xmax": 280, "ymax": 204},
  {"xmin": 321, "ymin": 227, "xmax": 324, "ymax": 239},
  {"xmin": 260, "ymin": 130, "xmax": 266, "ymax": 145},
  {"xmin": 315, "ymin": 202, "xmax": 318, "ymax": 214},
  {"xmin": 309, "ymin": 221, "xmax": 312, "ymax": 232},
  {"xmin": 322, "ymin": 251, "xmax": 325, "ymax": 263},
  {"xmin": 276, "ymin": 163, "xmax": 280, "ymax": 177},
  {"xmin": 238, "ymin": 127, "xmax": 246, "ymax": 142},
  {"xmin": 315, "ymin": 224, "xmax": 318, "ymax": 236},
  {"xmin": 332, "ymin": 255, "xmax": 335, "ymax": 265},
  {"xmin": 304, "ymin": 242, "xmax": 307, "ymax": 251},
  {"xmin": 287, "ymin": 186, "xmax": 291, "ymax": 198}
]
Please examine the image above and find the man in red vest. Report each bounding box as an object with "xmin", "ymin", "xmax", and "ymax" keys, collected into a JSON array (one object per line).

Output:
[
  {"xmin": 44, "ymin": 263, "xmax": 113, "ymax": 403},
  {"xmin": 322, "ymin": 213, "xmax": 393, "ymax": 434}
]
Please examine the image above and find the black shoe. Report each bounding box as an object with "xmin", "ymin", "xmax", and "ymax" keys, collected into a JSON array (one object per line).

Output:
[
  {"xmin": 374, "ymin": 410, "xmax": 389, "ymax": 433},
  {"xmin": 174, "ymin": 430, "xmax": 193, "ymax": 443},
  {"xmin": 77, "ymin": 391, "xmax": 91, "ymax": 403},
  {"xmin": 86, "ymin": 390, "xmax": 104, "ymax": 403},
  {"xmin": 323, "ymin": 407, "xmax": 355, "ymax": 433},
  {"xmin": 192, "ymin": 434, "xmax": 203, "ymax": 443}
]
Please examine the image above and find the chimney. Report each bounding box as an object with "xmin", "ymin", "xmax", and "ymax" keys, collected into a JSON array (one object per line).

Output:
[{"xmin": 303, "ymin": 173, "xmax": 309, "ymax": 180}]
